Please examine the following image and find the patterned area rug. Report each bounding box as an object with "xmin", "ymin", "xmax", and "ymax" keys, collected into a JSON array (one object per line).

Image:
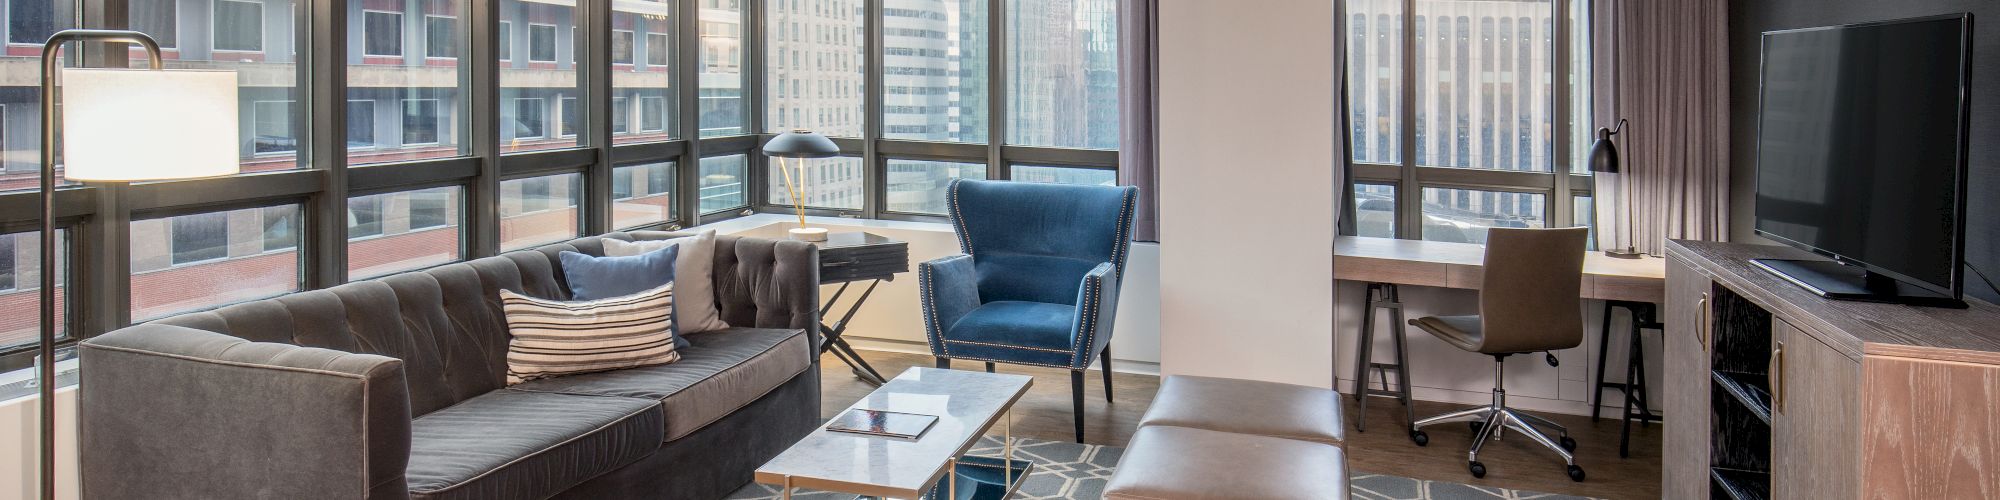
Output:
[{"xmin": 727, "ymin": 436, "xmax": 1597, "ymax": 500}]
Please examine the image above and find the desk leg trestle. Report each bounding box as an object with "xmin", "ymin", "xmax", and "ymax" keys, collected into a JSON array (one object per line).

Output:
[
  {"xmin": 1592, "ymin": 300, "xmax": 1665, "ymax": 458},
  {"xmin": 1352, "ymin": 283, "xmax": 1416, "ymax": 433}
]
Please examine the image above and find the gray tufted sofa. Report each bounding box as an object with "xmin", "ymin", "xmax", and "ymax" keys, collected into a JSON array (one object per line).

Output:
[{"xmin": 77, "ymin": 231, "xmax": 822, "ymax": 500}]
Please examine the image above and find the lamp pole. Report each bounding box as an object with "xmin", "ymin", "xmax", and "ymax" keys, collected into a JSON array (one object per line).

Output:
[{"xmin": 37, "ymin": 29, "xmax": 164, "ymax": 500}]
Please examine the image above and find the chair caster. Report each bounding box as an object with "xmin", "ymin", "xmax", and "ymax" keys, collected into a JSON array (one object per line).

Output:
[
  {"xmin": 1468, "ymin": 420, "xmax": 1484, "ymax": 434},
  {"xmin": 1560, "ymin": 435, "xmax": 1577, "ymax": 452},
  {"xmin": 1567, "ymin": 464, "xmax": 1586, "ymax": 482},
  {"xmin": 1410, "ymin": 430, "xmax": 1429, "ymax": 447},
  {"xmin": 1546, "ymin": 352, "xmax": 1560, "ymax": 367},
  {"xmin": 1469, "ymin": 461, "xmax": 1487, "ymax": 478}
]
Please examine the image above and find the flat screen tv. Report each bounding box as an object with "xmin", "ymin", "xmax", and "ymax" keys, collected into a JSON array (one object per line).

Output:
[{"xmin": 1752, "ymin": 14, "xmax": 1971, "ymax": 307}]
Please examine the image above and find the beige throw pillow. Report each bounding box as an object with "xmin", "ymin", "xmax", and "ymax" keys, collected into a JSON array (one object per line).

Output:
[{"xmin": 603, "ymin": 230, "xmax": 729, "ymax": 334}]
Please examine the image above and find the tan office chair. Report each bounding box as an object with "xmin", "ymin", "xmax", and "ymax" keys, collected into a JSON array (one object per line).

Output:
[{"xmin": 1406, "ymin": 226, "xmax": 1589, "ymax": 482}]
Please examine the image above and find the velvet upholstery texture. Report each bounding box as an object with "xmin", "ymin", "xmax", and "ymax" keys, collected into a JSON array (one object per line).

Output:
[
  {"xmin": 79, "ymin": 231, "xmax": 822, "ymax": 500},
  {"xmin": 559, "ymin": 244, "xmax": 678, "ymax": 300},
  {"xmin": 921, "ymin": 179, "xmax": 1138, "ymax": 370}
]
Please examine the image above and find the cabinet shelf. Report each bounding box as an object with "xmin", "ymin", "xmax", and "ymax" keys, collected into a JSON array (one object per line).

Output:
[
  {"xmin": 1710, "ymin": 467, "xmax": 1770, "ymax": 500},
  {"xmin": 1712, "ymin": 370, "xmax": 1773, "ymax": 425}
]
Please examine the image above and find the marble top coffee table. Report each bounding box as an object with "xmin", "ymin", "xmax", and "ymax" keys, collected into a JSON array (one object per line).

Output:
[{"xmin": 755, "ymin": 367, "xmax": 1034, "ymax": 499}]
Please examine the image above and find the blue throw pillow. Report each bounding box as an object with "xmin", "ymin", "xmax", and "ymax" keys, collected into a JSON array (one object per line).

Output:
[{"xmin": 561, "ymin": 245, "xmax": 685, "ymax": 348}]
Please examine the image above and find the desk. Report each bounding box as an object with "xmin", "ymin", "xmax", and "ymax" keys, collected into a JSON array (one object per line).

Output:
[{"xmin": 1334, "ymin": 236, "xmax": 1666, "ymax": 303}]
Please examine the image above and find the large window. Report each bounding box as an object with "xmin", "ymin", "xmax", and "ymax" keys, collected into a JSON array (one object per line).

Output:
[
  {"xmin": 699, "ymin": 154, "xmax": 748, "ymax": 213},
  {"xmin": 0, "ymin": 230, "xmax": 65, "ymax": 347},
  {"xmin": 1006, "ymin": 0, "xmax": 1117, "ymax": 149},
  {"xmin": 502, "ymin": 0, "xmax": 581, "ymax": 152},
  {"xmin": 132, "ymin": 205, "xmax": 303, "ymax": 321},
  {"xmin": 882, "ymin": 0, "xmax": 985, "ymax": 143},
  {"xmin": 613, "ymin": 162, "xmax": 676, "ymax": 229},
  {"xmin": 699, "ymin": 0, "xmax": 746, "ymax": 137},
  {"xmin": 1012, "ymin": 165, "xmax": 1116, "ymax": 186},
  {"xmin": 128, "ymin": 0, "xmax": 300, "ymax": 174},
  {"xmin": 350, "ymin": 186, "xmax": 461, "ymax": 279},
  {"xmin": 351, "ymin": 0, "xmax": 465, "ymax": 164},
  {"xmin": 614, "ymin": 1, "xmax": 673, "ymax": 143},
  {"xmin": 766, "ymin": 0, "xmax": 863, "ymax": 137},
  {"xmin": 500, "ymin": 173, "xmax": 581, "ymax": 250},
  {"xmin": 887, "ymin": 160, "xmax": 984, "ymax": 215},
  {"xmin": 768, "ymin": 156, "xmax": 862, "ymax": 210},
  {"xmin": 1343, "ymin": 0, "xmax": 1591, "ymax": 242}
]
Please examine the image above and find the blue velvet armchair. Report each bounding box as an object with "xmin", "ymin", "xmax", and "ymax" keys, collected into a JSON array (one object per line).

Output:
[{"xmin": 919, "ymin": 179, "xmax": 1138, "ymax": 443}]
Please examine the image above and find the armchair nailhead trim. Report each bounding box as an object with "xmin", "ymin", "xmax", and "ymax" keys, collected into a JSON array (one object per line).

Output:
[
  {"xmin": 919, "ymin": 262, "xmax": 947, "ymax": 357},
  {"xmin": 945, "ymin": 338, "xmax": 1077, "ymax": 354}
]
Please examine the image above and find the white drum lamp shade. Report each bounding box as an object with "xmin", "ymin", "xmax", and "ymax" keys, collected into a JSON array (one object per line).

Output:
[{"xmin": 60, "ymin": 68, "xmax": 239, "ymax": 181}]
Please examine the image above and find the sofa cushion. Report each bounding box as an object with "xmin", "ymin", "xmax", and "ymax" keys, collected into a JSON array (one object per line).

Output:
[
  {"xmin": 406, "ymin": 390, "xmax": 663, "ymax": 500},
  {"xmin": 940, "ymin": 300, "xmax": 1076, "ymax": 367},
  {"xmin": 1140, "ymin": 375, "xmax": 1345, "ymax": 446},
  {"xmin": 510, "ymin": 327, "xmax": 812, "ymax": 441},
  {"xmin": 1103, "ymin": 426, "xmax": 1348, "ymax": 500}
]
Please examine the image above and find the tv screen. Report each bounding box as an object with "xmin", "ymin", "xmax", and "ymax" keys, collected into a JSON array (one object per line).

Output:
[{"xmin": 1754, "ymin": 15, "xmax": 1969, "ymax": 295}]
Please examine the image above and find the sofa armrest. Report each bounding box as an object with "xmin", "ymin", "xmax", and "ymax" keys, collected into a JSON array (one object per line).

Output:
[
  {"xmin": 919, "ymin": 254, "xmax": 982, "ymax": 354},
  {"xmin": 1070, "ymin": 262, "xmax": 1120, "ymax": 369},
  {"xmin": 80, "ymin": 324, "xmax": 412, "ymax": 500}
]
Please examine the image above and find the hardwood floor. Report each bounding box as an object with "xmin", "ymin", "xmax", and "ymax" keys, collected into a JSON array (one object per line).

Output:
[{"xmin": 819, "ymin": 349, "xmax": 1662, "ymax": 499}]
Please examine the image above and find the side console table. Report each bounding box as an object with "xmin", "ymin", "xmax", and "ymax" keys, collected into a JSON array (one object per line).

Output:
[{"xmin": 810, "ymin": 231, "xmax": 909, "ymax": 386}]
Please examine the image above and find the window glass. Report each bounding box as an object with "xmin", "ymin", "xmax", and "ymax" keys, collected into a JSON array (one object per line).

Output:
[
  {"xmin": 347, "ymin": 100, "xmax": 375, "ymax": 148},
  {"xmin": 499, "ymin": 174, "xmax": 581, "ymax": 251},
  {"xmin": 131, "ymin": 0, "xmax": 300, "ymax": 173},
  {"xmin": 132, "ymin": 0, "xmax": 177, "ymax": 48},
  {"xmin": 611, "ymin": 97, "xmax": 630, "ymax": 135},
  {"xmin": 1409, "ymin": 0, "xmax": 1553, "ymax": 172},
  {"xmin": 768, "ymin": 156, "xmax": 862, "ymax": 210},
  {"xmin": 766, "ymin": 0, "xmax": 862, "ymax": 137},
  {"xmin": 1010, "ymin": 165, "xmax": 1115, "ymax": 186},
  {"xmin": 363, "ymin": 10, "xmax": 403, "ymax": 56},
  {"xmin": 614, "ymin": 1, "xmax": 673, "ymax": 143},
  {"xmin": 882, "ymin": 0, "xmax": 985, "ymax": 143},
  {"xmin": 0, "ymin": 230, "xmax": 67, "ymax": 346},
  {"xmin": 132, "ymin": 205, "xmax": 303, "ymax": 320},
  {"xmin": 350, "ymin": 186, "xmax": 461, "ymax": 278},
  {"xmin": 699, "ymin": 154, "xmax": 748, "ymax": 213},
  {"xmin": 350, "ymin": 0, "xmax": 465, "ymax": 164},
  {"xmin": 1574, "ymin": 194, "xmax": 1594, "ymax": 250},
  {"xmin": 699, "ymin": 1, "xmax": 746, "ymax": 137},
  {"xmin": 1420, "ymin": 187, "xmax": 1545, "ymax": 244},
  {"xmin": 613, "ymin": 161, "xmax": 676, "ymax": 229},
  {"xmin": 1346, "ymin": 0, "xmax": 1401, "ymax": 164},
  {"xmin": 887, "ymin": 159, "xmax": 984, "ymax": 215},
  {"xmin": 1353, "ymin": 183, "xmax": 1397, "ymax": 238},
  {"xmin": 498, "ymin": 21, "xmax": 512, "ymax": 60},
  {"xmin": 0, "ymin": 0, "xmax": 68, "ymax": 191},
  {"xmin": 1005, "ymin": 0, "xmax": 1116, "ymax": 149},
  {"xmin": 502, "ymin": 0, "xmax": 581, "ymax": 152}
]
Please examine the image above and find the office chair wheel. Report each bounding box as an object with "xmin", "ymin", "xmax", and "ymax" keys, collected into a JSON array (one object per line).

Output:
[
  {"xmin": 1560, "ymin": 435, "xmax": 1577, "ymax": 452},
  {"xmin": 1468, "ymin": 420, "xmax": 1485, "ymax": 433},
  {"xmin": 1468, "ymin": 461, "xmax": 1487, "ymax": 478},
  {"xmin": 1545, "ymin": 352, "xmax": 1560, "ymax": 367},
  {"xmin": 1567, "ymin": 464, "xmax": 1586, "ymax": 482},
  {"xmin": 1409, "ymin": 430, "xmax": 1429, "ymax": 446}
]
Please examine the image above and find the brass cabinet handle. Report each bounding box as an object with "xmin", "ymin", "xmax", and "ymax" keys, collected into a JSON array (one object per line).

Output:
[
  {"xmin": 1770, "ymin": 342, "xmax": 1786, "ymax": 414},
  {"xmin": 1696, "ymin": 293, "xmax": 1710, "ymax": 352}
]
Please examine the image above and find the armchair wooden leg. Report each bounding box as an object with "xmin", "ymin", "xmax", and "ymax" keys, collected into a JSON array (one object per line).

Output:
[
  {"xmin": 1100, "ymin": 346, "xmax": 1114, "ymax": 402},
  {"xmin": 936, "ymin": 357, "xmax": 951, "ymax": 369},
  {"xmin": 984, "ymin": 362, "xmax": 995, "ymax": 373},
  {"xmin": 1071, "ymin": 369, "xmax": 1087, "ymax": 443}
]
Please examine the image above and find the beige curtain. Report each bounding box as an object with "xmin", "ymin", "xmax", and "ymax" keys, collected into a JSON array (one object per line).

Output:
[{"xmin": 1593, "ymin": 0, "xmax": 1731, "ymax": 255}]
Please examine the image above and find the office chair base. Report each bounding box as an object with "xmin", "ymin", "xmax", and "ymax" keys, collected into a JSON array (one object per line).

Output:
[{"xmin": 1411, "ymin": 362, "xmax": 1585, "ymax": 481}]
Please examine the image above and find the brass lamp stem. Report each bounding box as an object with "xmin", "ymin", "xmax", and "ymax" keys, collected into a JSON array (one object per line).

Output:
[{"xmin": 775, "ymin": 156, "xmax": 807, "ymax": 228}]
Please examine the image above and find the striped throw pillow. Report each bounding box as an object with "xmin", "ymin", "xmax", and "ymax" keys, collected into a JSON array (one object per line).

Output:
[{"xmin": 500, "ymin": 283, "xmax": 680, "ymax": 385}]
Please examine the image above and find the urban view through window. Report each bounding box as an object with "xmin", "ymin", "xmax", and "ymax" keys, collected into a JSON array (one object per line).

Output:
[
  {"xmin": 0, "ymin": 0, "xmax": 1119, "ymax": 348},
  {"xmin": 1346, "ymin": 0, "xmax": 1572, "ymax": 244}
]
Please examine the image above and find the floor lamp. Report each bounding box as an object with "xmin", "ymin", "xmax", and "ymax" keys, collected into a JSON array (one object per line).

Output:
[
  {"xmin": 33, "ymin": 30, "xmax": 237, "ymax": 500},
  {"xmin": 761, "ymin": 130, "xmax": 841, "ymax": 241}
]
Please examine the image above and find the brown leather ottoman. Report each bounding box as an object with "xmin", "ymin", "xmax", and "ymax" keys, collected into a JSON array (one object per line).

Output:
[
  {"xmin": 1104, "ymin": 426, "xmax": 1348, "ymax": 500},
  {"xmin": 1105, "ymin": 376, "xmax": 1350, "ymax": 499},
  {"xmin": 1137, "ymin": 375, "xmax": 1345, "ymax": 446}
]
